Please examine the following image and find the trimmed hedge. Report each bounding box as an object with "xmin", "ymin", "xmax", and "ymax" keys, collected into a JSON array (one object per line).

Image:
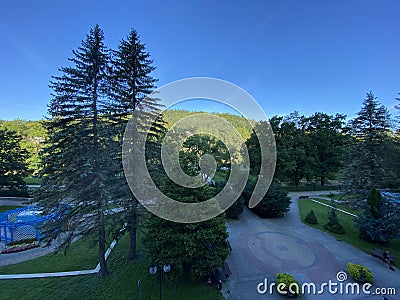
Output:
[
  {"xmin": 0, "ymin": 188, "xmax": 30, "ymax": 197},
  {"xmin": 347, "ymin": 263, "xmax": 373, "ymax": 283},
  {"xmin": 275, "ymin": 273, "xmax": 301, "ymax": 297}
]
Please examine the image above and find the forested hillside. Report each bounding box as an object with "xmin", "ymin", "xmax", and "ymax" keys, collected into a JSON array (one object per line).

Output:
[
  {"xmin": 0, "ymin": 119, "xmax": 46, "ymax": 174},
  {"xmin": 0, "ymin": 110, "xmax": 254, "ymax": 175}
]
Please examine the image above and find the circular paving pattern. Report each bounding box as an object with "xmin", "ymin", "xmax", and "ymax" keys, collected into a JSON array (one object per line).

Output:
[{"xmin": 237, "ymin": 230, "xmax": 340, "ymax": 283}]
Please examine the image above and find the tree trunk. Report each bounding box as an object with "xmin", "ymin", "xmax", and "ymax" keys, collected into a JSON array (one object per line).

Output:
[
  {"xmin": 294, "ymin": 168, "xmax": 300, "ymax": 186},
  {"xmin": 93, "ymin": 71, "xmax": 108, "ymax": 276},
  {"xmin": 98, "ymin": 210, "xmax": 109, "ymax": 275},
  {"xmin": 320, "ymin": 176, "xmax": 325, "ymax": 186},
  {"xmin": 128, "ymin": 196, "xmax": 138, "ymax": 260}
]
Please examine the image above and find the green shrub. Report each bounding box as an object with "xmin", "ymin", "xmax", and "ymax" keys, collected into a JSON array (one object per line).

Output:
[
  {"xmin": 213, "ymin": 181, "xmax": 244, "ymax": 219},
  {"xmin": 347, "ymin": 263, "xmax": 373, "ymax": 283},
  {"xmin": 225, "ymin": 195, "xmax": 245, "ymax": 219},
  {"xmin": 323, "ymin": 208, "xmax": 345, "ymax": 234},
  {"xmin": 250, "ymin": 183, "xmax": 291, "ymax": 218},
  {"xmin": 0, "ymin": 188, "xmax": 30, "ymax": 197},
  {"xmin": 275, "ymin": 273, "xmax": 301, "ymax": 297},
  {"xmin": 304, "ymin": 210, "xmax": 318, "ymax": 224},
  {"xmin": 367, "ymin": 188, "xmax": 381, "ymax": 217}
]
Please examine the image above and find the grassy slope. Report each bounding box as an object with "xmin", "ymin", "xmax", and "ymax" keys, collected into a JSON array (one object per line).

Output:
[
  {"xmin": 309, "ymin": 197, "xmax": 362, "ymax": 215},
  {"xmin": 0, "ymin": 206, "xmax": 22, "ymax": 213},
  {"xmin": 0, "ymin": 233, "xmax": 223, "ymax": 300},
  {"xmin": 298, "ymin": 199, "xmax": 400, "ymax": 267},
  {"xmin": 23, "ymin": 177, "xmax": 42, "ymax": 185}
]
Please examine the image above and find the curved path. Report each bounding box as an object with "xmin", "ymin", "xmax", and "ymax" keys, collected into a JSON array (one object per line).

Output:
[{"xmin": 223, "ymin": 191, "xmax": 400, "ymax": 299}]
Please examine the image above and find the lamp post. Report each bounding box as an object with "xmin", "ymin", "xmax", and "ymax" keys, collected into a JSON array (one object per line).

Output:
[{"xmin": 149, "ymin": 263, "xmax": 171, "ymax": 300}]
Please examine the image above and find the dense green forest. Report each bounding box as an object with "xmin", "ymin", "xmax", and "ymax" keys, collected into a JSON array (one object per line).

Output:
[
  {"xmin": 1, "ymin": 102, "xmax": 399, "ymax": 190},
  {"xmin": 0, "ymin": 109, "xmax": 254, "ymax": 176}
]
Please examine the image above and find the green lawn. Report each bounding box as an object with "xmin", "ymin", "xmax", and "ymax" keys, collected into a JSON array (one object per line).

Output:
[
  {"xmin": 285, "ymin": 185, "xmax": 342, "ymax": 192},
  {"xmin": 23, "ymin": 177, "xmax": 42, "ymax": 185},
  {"xmin": 0, "ymin": 233, "xmax": 223, "ymax": 300},
  {"xmin": 0, "ymin": 206, "xmax": 22, "ymax": 213},
  {"xmin": 298, "ymin": 199, "xmax": 400, "ymax": 268},
  {"xmin": 321, "ymin": 192, "xmax": 356, "ymax": 201},
  {"xmin": 310, "ymin": 197, "xmax": 362, "ymax": 215}
]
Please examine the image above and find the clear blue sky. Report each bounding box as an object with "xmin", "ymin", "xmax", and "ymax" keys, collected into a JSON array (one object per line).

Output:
[{"xmin": 0, "ymin": 0, "xmax": 399, "ymax": 120}]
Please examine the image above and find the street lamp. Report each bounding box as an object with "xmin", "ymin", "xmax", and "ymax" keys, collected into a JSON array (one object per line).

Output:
[{"xmin": 149, "ymin": 263, "xmax": 171, "ymax": 300}]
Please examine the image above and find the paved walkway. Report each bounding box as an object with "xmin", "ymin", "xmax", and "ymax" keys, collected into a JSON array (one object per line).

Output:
[
  {"xmin": 0, "ymin": 243, "xmax": 60, "ymax": 267},
  {"xmin": 223, "ymin": 191, "xmax": 400, "ymax": 300},
  {"xmin": 0, "ymin": 197, "xmax": 31, "ymax": 207}
]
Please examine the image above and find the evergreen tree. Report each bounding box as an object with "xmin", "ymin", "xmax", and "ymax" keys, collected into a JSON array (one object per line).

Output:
[
  {"xmin": 304, "ymin": 210, "xmax": 318, "ymax": 224},
  {"xmin": 37, "ymin": 25, "xmax": 112, "ymax": 275},
  {"xmin": 367, "ymin": 188, "xmax": 381, "ymax": 217},
  {"xmin": 356, "ymin": 195, "xmax": 400, "ymax": 244},
  {"xmin": 142, "ymin": 157, "xmax": 230, "ymax": 280},
  {"xmin": 0, "ymin": 128, "xmax": 29, "ymax": 193},
  {"xmin": 393, "ymin": 93, "xmax": 400, "ymax": 184},
  {"xmin": 323, "ymin": 208, "xmax": 345, "ymax": 234},
  {"xmin": 343, "ymin": 92, "xmax": 393, "ymax": 198},
  {"xmin": 107, "ymin": 28, "xmax": 164, "ymax": 260}
]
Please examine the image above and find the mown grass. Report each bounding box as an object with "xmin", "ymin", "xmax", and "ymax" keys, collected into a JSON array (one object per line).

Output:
[
  {"xmin": 0, "ymin": 232, "xmax": 223, "ymax": 300},
  {"xmin": 0, "ymin": 206, "xmax": 22, "ymax": 213},
  {"xmin": 310, "ymin": 197, "xmax": 362, "ymax": 215},
  {"xmin": 0, "ymin": 236, "xmax": 98, "ymax": 274},
  {"xmin": 23, "ymin": 177, "xmax": 42, "ymax": 185},
  {"xmin": 285, "ymin": 185, "xmax": 342, "ymax": 192},
  {"xmin": 322, "ymin": 192, "xmax": 355, "ymax": 201},
  {"xmin": 298, "ymin": 199, "xmax": 400, "ymax": 268}
]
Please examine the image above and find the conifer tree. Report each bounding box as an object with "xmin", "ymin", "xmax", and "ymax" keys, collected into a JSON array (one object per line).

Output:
[
  {"xmin": 323, "ymin": 208, "xmax": 345, "ymax": 234},
  {"xmin": 37, "ymin": 25, "xmax": 112, "ymax": 275},
  {"xmin": 108, "ymin": 28, "xmax": 164, "ymax": 260},
  {"xmin": 304, "ymin": 209, "xmax": 318, "ymax": 224},
  {"xmin": 343, "ymin": 92, "xmax": 393, "ymax": 198}
]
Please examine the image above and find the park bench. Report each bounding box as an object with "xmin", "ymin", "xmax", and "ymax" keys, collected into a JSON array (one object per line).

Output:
[
  {"xmin": 371, "ymin": 249, "xmax": 396, "ymax": 266},
  {"xmin": 298, "ymin": 195, "xmax": 309, "ymax": 199},
  {"xmin": 222, "ymin": 262, "xmax": 232, "ymax": 279}
]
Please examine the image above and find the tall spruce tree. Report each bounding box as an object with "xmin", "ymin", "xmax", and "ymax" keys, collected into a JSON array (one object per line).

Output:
[
  {"xmin": 393, "ymin": 93, "xmax": 400, "ymax": 184},
  {"xmin": 108, "ymin": 28, "xmax": 163, "ymax": 260},
  {"xmin": 356, "ymin": 189, "xmax": 400, "ymax": 243},
  {"xmin": 37, "ymin": 25, "xmax": 112, "ymax": 275},
  {"xmin": 343, "ymin": 92, "xmax": 392, "ymax": 199}
]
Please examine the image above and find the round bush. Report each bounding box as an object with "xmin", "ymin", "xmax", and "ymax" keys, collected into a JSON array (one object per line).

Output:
[
  {"xmin": 347, "ymin": 263, "xmax": 373, "ymax": 283},
  {"xmin": 275, "ymin": 273, "xmax": 301, "ymax": 297}
]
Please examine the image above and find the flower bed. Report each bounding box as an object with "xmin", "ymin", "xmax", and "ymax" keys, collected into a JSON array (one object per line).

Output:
[{"xmin": 1, "ymin": 240, "xmax": 40, "ymax": 254}]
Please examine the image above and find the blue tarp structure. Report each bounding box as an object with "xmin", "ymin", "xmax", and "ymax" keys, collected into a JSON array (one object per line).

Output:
[{"xmin": 0, "ymin": 206, "xmax": 55, "ymax": 246}]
